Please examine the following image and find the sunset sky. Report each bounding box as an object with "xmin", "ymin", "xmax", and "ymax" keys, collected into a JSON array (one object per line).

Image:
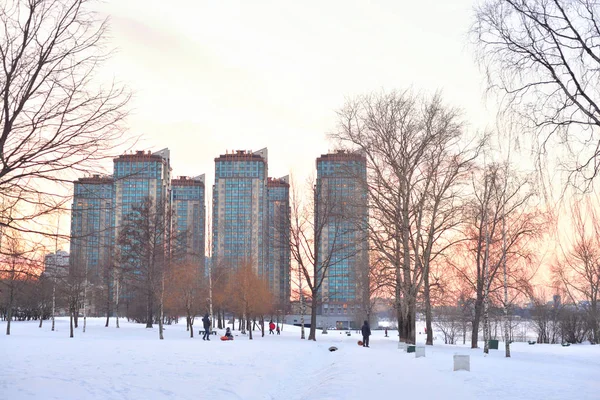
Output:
[{"xmin": 95, "ymin": 0, "xmax": 495, "ymax": 184}]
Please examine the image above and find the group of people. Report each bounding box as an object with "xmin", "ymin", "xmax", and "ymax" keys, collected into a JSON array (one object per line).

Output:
[
  {"xmin": 202, "ymin": 313, "xmax": 372, "ymax": 347},
  {"xmin": 268, "ymin": 320, "xmax": 280, "ymax": 335},
  {"xmin": 201, "ymin": 314, "xmax": 282, "ymax": 340}
]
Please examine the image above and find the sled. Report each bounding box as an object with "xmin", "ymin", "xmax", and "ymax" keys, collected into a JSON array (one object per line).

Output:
[
  {"xmin": 221, "ymin": 336, "xmax": 234, "ymax": 341},
  {"xmin": 357, "ymin": 340, "xmax": 364, "ymax": 346}
]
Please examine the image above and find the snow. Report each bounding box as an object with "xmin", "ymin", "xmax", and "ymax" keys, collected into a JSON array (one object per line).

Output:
[{"xmin": 2, "ymin": 318, "xmax": 599, "ymax": 400}]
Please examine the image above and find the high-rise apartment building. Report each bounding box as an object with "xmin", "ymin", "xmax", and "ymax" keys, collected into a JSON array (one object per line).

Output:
[
  {"xmin": 69, "ymin": 175, "xmax": 114, "ymax": 284},
  {"xmin": 267, "ymin": 176, "xmax": 291, "ymax": 309},
  {"xmin": 315, "ymin": 150, "xmax": 368, "ymax": 329},
  {"xmin": 172, "ymin": 175, "xmax": 206, "ymax": 273},
  {"xmin": 69, "ymin": 148, "xmax": 208, "ymax": 317},
  {"xmin": 43, "ymin": 250, "xmax": 70, "ymax": 280},
  {"xmin": 212, "ymin": 149, "xmax": 268, "ymax": 274},
  {"xmin": 113, "ymin": 149, "xmax": 171, "ymax": 229}
]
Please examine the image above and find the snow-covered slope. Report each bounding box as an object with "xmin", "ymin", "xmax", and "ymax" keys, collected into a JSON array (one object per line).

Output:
[{"xmin": 2, "ymin": 318, "xmax": 598, "ymax": 400}]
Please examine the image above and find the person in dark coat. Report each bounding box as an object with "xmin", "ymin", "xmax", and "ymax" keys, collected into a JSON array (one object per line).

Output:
[
  {"xmin": 202, "ymin": 313, "xmax": 211, "ymax": 341},
  {"xmin": 224, "ymin": 327, "xmax": 233, "ymax": 339},
  {"xmin": 361, "ymin": 320, "xmax": 371, "ymax": 347}
]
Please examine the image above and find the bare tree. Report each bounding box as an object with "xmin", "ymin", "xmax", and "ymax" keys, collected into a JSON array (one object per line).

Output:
[
  {"xmin": 289, "ymin": 174, "xmax": 364, "ymax": 341},
  {"xmin": 226, "ymin": 258, "xmax": 272, "ymax": 340},
  {"xmin": 530, "ymin": 289, "xmax": 561, "ymax": 344},
  {"xmin": 355, "ymin": 254, "xmax": 395, "ymax": 327},
  {"xmin": 0, "ymin": 0, "xmax": 130, "ymax": 236},
  {"xmin": 0, "ymin": 229, "xmax": 39, "ymax": 335},
  {"xmin": 164, "ymin": 260, "xmax": 202, "ymax": 338},
  {"xmin": 454, "ymin": 163, "xmax": 544, "ymax": 349},
  {"xmin": 433, "ymin": 306, "xmax": 463, "ymax": 344},
  {"xmin": 553, "ymin": 196, "xmax": 600, "ymax": 343},
  {"xmin": 332, "ymin": 90, "xmax": 479, "ymax": 344},
  {"xmin": 473, "ymin": 0, "xmax": 600, "ymax": 186},
  {"xmin": 117, "ymin": 197, "xmax": 169, "ymax": 339}
]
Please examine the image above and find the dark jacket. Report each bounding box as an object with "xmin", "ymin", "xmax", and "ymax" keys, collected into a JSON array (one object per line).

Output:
[
  {"xmin": 202, "ymin": 314, "xmax": 211, "ymax": 329},
  {"xmin": 361, "ymin": 321, "xmax": 371, "ymax": 337}
]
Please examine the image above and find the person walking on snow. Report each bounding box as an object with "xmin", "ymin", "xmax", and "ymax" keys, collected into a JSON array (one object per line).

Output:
[
  {"xmin": 361, "ymin": 320, "xmax": 371, "ymax": 347},
  {"xmin": 269, "ymin": 321, "xmax": 275, "ymax": 334},
  {"xmin": 202, "ymin": 313, "xmax": 211, "ymax": 341},
  {"xmin": 276, "ymin": 325, "xmax": 280, "ymax": 335}
]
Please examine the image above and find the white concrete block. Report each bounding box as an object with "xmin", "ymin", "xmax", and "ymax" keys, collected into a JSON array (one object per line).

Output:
[
  {"xmin": 398, "ymin": 342, "xmax": 407, "ymax": 351},
  {"xmin": 415, "ymin": 345, "xmax": 426, "ymax": 358},
  {"xmin": 453, "ymin": 354, "xmax": 470, "ymax": 371}
]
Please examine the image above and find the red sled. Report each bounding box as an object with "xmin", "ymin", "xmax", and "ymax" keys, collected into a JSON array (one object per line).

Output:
[
  {"xmin": 357, "ymin": 340, "xmax": 364, "ymax": 346},
  {"xmin": 220, "ymin": 336, "xmax": 234, "ymax": 341}
]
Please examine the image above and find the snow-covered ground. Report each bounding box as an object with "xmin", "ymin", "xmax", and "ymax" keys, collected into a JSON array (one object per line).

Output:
[{"xmin": 2, "ymin": 318, "xmax": 599, "ymax": 400}]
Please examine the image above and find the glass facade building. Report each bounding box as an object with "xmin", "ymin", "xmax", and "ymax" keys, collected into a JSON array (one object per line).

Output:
[
  {"xmin": 70, "ymin": 175, "xmax": 115, "ymax": 284},
  {"xmin": 267, "ymin": 176, "xmax": 291, "ymax": 309},
  {"xmin": 70, "ymin": 148, "xmax": 209, "ymax": 314},
  {"xmin": 315, "ymin": 150, "xmax": 368, "ymax": 327},
  {"xmin": 113, "ymin": 149, "xmax": 171, "ymax": 229},
  {"xmin": 212, "ymin": 149, "xmax": 268, "ymax": 274},
  {"xmin": 172, "ymin": 175, "xmax": 206, "ymax": 274}
]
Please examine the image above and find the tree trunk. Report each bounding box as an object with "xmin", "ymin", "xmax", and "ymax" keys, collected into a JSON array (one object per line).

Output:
[
  {"xmin": 396, "ymin": 305, "xmax": 403, "ymax": 342},
  {"xmin": 146, "ymin": 290, "xmax": 153, "ymax": 328},
  {"xmin": 158, "ymin": 275, "xmax": 165, "ymax": 340},
  {"xmin": 403, "ymin": 301, "xmax": 416, "ymax": 344},
  {"xmin": 105, "ymin": 284, "xmax": 111, "ymax": 327},
  {"xmin": 115, "ymin": 279, "xmax": 120, "ymax": 329},
  {"xmin": 82, "ymin": 284, "xmax": 87, "ymax": 334},
  {"xmin": 51, "ymin": 284, "xmax": 56, "ymax": 332},
  {"xmin": 248, "ymin": 316, "xmax": 253, "ymax": 340},
  {"xmin": 300, "ymin": 295, "xmax": 305, "ymax": 340},
  {"xmin": 399, "ymin": 296, "xmax": 416, "ymax": 344},
  {"xmin": 471, "ymin": 297, "xmax": 483, "ymax": 348},
  {"xmin": 6, "ymin": 283, "xmax": 14, "ymax": 335},
  {"xmin": 424, "ymin": 268, "xmax": 433, "ymax": 345},
  {"xmin": 308, "ymin": 299, "xmax": 318, "ymax": 341},
  {"xmin": 188, "ymin": 313, "xmax": 194, "ymax": 338},
  {"xmin": 502, "ymin": 208, "xmax": 511, "ymax": 357},
  {"xmin": 69, "ymin": 304, "xmax": 74, "ymax": 338}
]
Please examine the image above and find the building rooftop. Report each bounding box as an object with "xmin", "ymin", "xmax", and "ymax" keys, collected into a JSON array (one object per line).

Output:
[
  {"xmin": 74, "ymin": 174, "xmax": 114, "ymax": 184},
  {"xmin": 215, "ymin": 149, "xmax": 268, "ymax": 163},
  {"xmin": 267, "ymin": 176, "xmax": 290, "ymax": 187},
  {"xmin": 172, "ymin": 175, "xmax": 205, "ymax": 186},
  {"xmin": 316, "ymin": 149, "xmax": 366, "ymax": 164},
  {"xmin": 114, "ymin": 150, "xmax": 168, "ymax": 164}
]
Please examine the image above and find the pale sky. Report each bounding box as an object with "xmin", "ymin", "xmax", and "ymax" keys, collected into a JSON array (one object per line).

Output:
[{"xmin": 95, "ymin": 0, "xmax": 494, "ymax": 185}]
